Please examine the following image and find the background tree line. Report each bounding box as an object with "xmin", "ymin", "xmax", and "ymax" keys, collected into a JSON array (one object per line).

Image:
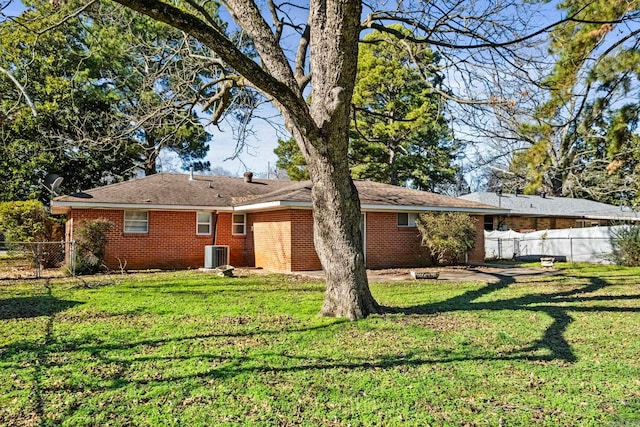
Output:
[
  {"xmin": 0, "ymin": 0, "xmax": 232, "ymax": 202},
  {"xmin": 3, "ymin": 1, "xmax": 640, "ymax": 205},
  {"xmin": 477, "ymin": 0, "xmax": 640, "ymax": 205}
]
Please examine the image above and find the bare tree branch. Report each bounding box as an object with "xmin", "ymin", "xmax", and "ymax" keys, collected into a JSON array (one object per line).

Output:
[{"xmin": 0, "ymin": 65, "xmax": 37, "ymax": 116}]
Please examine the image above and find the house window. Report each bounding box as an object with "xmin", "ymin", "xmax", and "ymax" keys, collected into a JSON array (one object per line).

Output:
[
  {"xmin": 484, "ymin": 215, "xmax": 495, "ymax": 231},
  {"xmin": 232, "ymin": 213, "xmax": 246, "ymax": 235},
  {"xmin": 397, "ymin": 212, "xmax": 419, "ymax": 227},
  {"xmin": 124, "ymin": 211, "xmax": 148, "ymax": 233},
  {"xmin": 197, "ymin": 212, "xmax": 212, "ymax": 235},
  {"xmin": 575, "ymin": 219, "xmax": 601, "ymax": 228}
]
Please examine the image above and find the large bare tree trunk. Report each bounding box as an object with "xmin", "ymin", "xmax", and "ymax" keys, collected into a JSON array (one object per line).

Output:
[
  {"xmin": 112, "ymin": 0, "xmax": 382, "ymax": 319},
  {"xmin": 289, "ymin": 119, "xmax": 380, "ymax": 319},
  {"xmin": 303, "ymin": 0, "xmax": 380, "ymax": 319},
  {"xmin": 266, "ymin": 0, "xmax": 381, "ymax": 318},
  {"xmin": 309, "ymin": 153, "xmax": 380, "ymax": 319}
]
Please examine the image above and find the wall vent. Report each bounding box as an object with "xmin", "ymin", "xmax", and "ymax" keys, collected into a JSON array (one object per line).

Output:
[{"xmin": 204, "ymin": 245, "xmax": 229, "ymax": 268}]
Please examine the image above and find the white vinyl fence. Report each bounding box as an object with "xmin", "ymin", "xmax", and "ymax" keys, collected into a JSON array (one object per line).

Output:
[{"xmin": 485, "ymin": 226, "xmax": 627, "ymax": 264}]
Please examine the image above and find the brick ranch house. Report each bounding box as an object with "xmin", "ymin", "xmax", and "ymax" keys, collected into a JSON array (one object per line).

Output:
[
  {"xmin": 51, "ymin": 173, "xmax": 507, "ymax": 272},
  {"xmin": 459, "ymin": 191, "xmax": 640, "ymax": 232}
]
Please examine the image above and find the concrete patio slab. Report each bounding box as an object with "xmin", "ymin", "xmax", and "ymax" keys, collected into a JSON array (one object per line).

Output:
[{"xmin": 293, "ymin": 265, "xmax": 563, "ymax": 283}]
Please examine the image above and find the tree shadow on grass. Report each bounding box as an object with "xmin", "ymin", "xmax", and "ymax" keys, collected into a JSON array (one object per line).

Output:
[
  {"xmin": 4, "ymin": 271, "xmax": 640, "ymax": 418},
  {"xmin": 384, "ymin": 271, "xmax": 640, "ymax": 363},
  {"xmin": 0, "ymin": 295, "xmax": 81, "ymax": 320},
  {"xmin": 0, "ymin": 280, "xmax": 82, "ymax": 427}
]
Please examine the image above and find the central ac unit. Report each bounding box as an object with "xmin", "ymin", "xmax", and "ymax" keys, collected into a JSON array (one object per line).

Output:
[{"xmin": 204, "ymin": 245, "xmax": 229, "ymax": 268}]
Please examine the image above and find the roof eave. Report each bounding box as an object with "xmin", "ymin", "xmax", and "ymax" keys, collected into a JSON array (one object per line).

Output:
[
  {"xmin": 50, "ymin": 201, "xmax": 234, "ymax": 213},
  {"xmin": 233, "ymin": 201, "xmax": 311, "ymax": 211},
  {"xmin": 51, "ymin": 200, "xmax": 511, "ymax": 215},
  {"xmin": 505, "ymin": 211, "xmax": 640, "ymax": 221},
  {"xmin": 361, "ymin": 204, "xmax": 510, "ymax": 214},
  {"xmin": 583, "ymin": 214, "xmax": 640, "ymax": 221},
  {"xmin": 50, "ymin": 204, "xmax": 71, "ymax": 215}
]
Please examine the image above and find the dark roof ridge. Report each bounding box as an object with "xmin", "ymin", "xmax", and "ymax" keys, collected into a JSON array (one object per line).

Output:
[{"xmin": 54, "ymin": 173, "xmax": 293, "ymax": 201}]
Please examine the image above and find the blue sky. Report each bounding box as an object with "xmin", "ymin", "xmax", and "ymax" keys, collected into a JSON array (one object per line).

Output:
[
  {"xmin": 0, "ymin": 0, "xmax": 23, "ymax": 16},
  {"xmin": 5, "ymin": 0, "xmax": 612, "ymax": 187},
  {"xmin": 200, "ymin": 109, "xmax": 283, "ymax": 177}
]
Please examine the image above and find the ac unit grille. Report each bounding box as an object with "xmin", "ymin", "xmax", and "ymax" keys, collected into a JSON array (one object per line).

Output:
[{"xmin": 204, "ymin": 245, "xmax": 229, "ymax": 268}]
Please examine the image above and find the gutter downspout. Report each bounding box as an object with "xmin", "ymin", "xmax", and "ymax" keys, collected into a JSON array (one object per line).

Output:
[{"xmin": 212, "ymin": 211, "xmax": 219, "ymax": 245}]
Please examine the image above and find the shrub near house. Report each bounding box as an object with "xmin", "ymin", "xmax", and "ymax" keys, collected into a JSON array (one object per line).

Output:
[
  {"xmin": 74, "ymin": 219, "xmax": 114, "ymax": 275},
  {"xmin": 416, "ymin": 212, "xmax": 477, "ymax": 265}
]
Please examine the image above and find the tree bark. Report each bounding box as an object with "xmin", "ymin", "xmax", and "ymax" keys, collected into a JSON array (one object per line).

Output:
[
  {"xmin": 143, "ymin": 141, "xmax": 158, "ymax": 175},
  {"xmin": 111, "ymin": 0, "xmax": 382, "ymax": 319},
  {"xmin": 309, "ymin": 152, "xmax": 380, "ymax": 319},
  {"xmin": 304, "ymin": 0, "xmax": 380, "ymax": 319}
]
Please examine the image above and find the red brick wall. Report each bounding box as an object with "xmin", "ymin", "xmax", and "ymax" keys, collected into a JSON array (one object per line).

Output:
[
  {"xmin": 67, "ymin": 208, "xmax": 486, "ymax": 272},
  {"xmin": 499, "ymin": 215, "xmax": 605, "ymax": 232},
  {"xmin": 214, "ymin": 213, "xmax": 253, "ymax": 267},
  {"xmin": 468, "ymin": 215, "xmax": 485, "ymax": 264},
  {"xmin": 364, "ymin": 212, "xmax": 485, "ymax": 267},
  {"xmin": 364, "ymin": 212, "xmax": 431, "ymax": 268},
  {"xmin": 67, "ymin": 208, "xmax": 277, "ymax": 271},
  {"xmin": 69, "ymin": 209, "xmax": 217, "ymax": 270},
  {"xmin": 290, "ymin": 210, "xmax": 322, "ymax": 271},
  {"xmin": 249, "ymin": 210, "xmax": 321, "ymax": 272}
]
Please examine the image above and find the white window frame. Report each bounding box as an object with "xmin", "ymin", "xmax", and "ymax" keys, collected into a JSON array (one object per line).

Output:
[
  {"xmin": 575, "ymin": 219, "xmax": 601, "ymax": 228},
  {"xmin": 196, "ymin": 212, "xmax": 212, "ymax": 235},
  {"xmin": 232, "ymin": 213, "xmax": 246, "ymax": 235},
  {"xmin": 397, "ymin": 212, "xmax": 419, "ymax": 227},
  {"xmin": 124, "ymin": 210, "xmax": 149, "ymax": 233}
]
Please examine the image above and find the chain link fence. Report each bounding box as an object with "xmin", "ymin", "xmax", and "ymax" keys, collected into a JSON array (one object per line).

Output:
[{"xmin": 0, "ymin": 241, "xmax": 75, "ymax": 279}]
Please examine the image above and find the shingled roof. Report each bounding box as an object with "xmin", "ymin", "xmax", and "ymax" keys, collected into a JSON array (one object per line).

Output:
[
  {"xmin": 459, "ymin": 191, "xmax": 640, "ymax": 221},
  {"xmin": 51, "ymin": 173, "xmax": 507, "ymax": 215},
  {"xmin": 51, "ymin": 174, "xmax": 292, "ymax": 214},
  {"xmin": 230, "ymin": 179, "xmax": 503, "ymax": 213}
]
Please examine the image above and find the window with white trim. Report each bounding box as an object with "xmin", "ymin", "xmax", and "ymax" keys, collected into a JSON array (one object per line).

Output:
[
  {"xmin": 124, "ymin": 211, "xmax": 149, "ymax": 233},
  {"xmin": 575, "ymin": 219, "xmax": 601, "ymax": 228},
  {"xmin": 197, "ymin": 212, "xmax": 212, "ymax": 235},
  {"xmin": 397, "ymin": 212, "xmax": 419, "ymax": 227},
  {"xmin": 232, "ymin": 213, "xmax": 246, "ymax": 235}
]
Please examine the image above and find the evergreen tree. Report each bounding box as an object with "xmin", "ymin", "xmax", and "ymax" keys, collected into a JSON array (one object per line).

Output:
[
  {"xmin": 0, "ymin": 0, "xmax": 215, "ymax": 201},
  {"xmin": 350, "ymin": 28, "xmax": 456, "ymax": 190},
  {"xmin": 274, "ymin": 137, "xmax": 309, "ymax": 181},
  {"xmin": 275, "ymin": 28, "xmax": 456, "ymax": 190}
]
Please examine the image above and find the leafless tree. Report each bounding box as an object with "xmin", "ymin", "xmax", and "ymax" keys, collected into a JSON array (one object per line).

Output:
[
  {"xmin": 467, "ymin": 2, "xmax": 640, "ymax": 201},
  {"xmin": 94, "ymin": 0, "xmax": 616, "ymax": 319}
]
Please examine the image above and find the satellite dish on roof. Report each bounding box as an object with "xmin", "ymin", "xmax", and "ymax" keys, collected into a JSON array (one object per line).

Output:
[{"xmin": 43, "ymin": 174, "xmax": 64, "ymax": 196}]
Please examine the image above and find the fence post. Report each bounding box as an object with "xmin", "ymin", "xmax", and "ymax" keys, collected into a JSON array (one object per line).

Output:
[
  {"xmin": 570, "ymin": 237, "xmax": 573, "ymax": 263},
  {"xmin": 70, "ymin": 241, "xmax": 76, "ymax": 276},
  {"xmin": 35, "ymin": 242, "xmax": 41, "ymax": 279}
]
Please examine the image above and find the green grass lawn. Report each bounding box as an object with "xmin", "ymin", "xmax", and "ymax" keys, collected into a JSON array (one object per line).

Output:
[{"xmin": 1, "ymin": 265, "xmax": 639, "ymax": 426}]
